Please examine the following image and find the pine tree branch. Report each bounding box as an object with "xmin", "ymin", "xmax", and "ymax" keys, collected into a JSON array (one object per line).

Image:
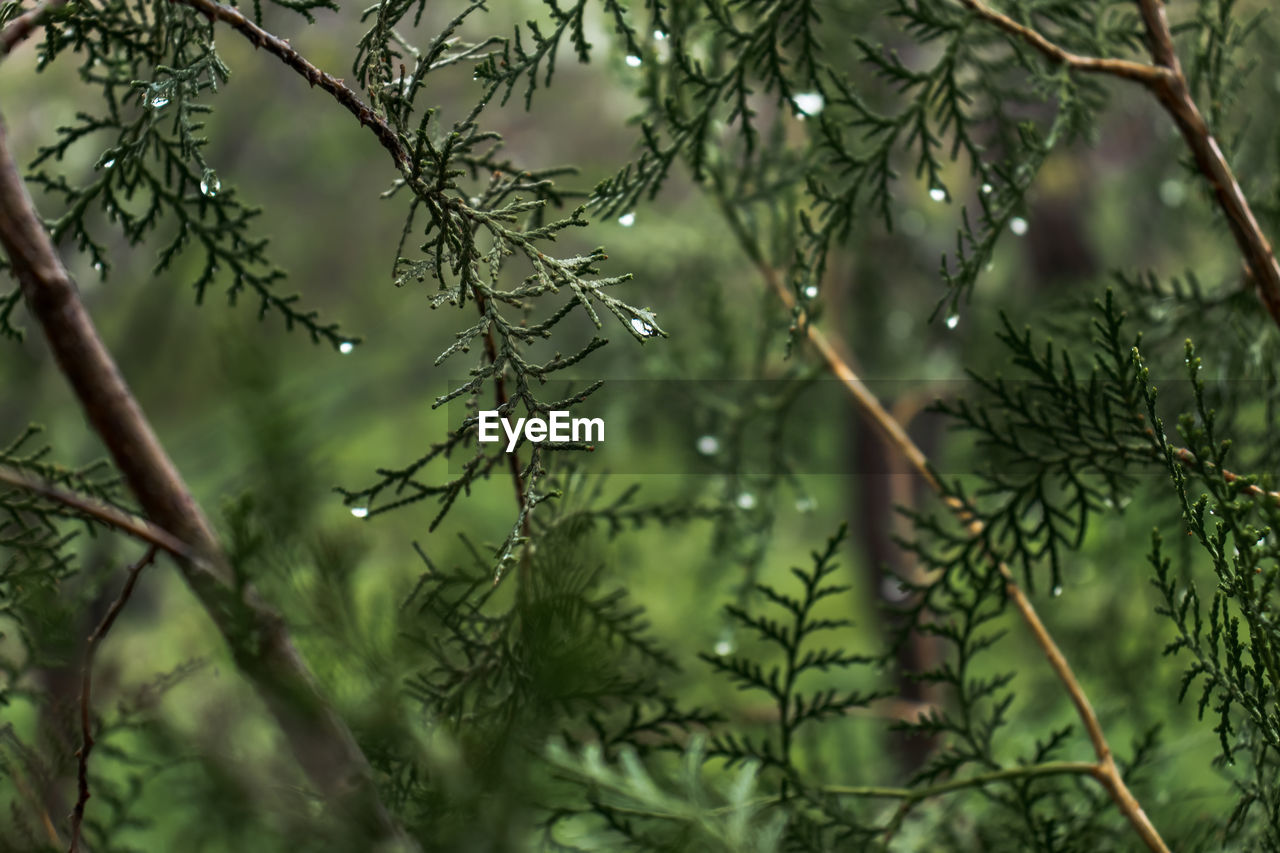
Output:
[
  {"xmin": 68, "ymin": 546, "xmax": 158, "ymax": 853},
  {"xmin": 168, "ymin": 0, "xmax": 534, "ymax": 549},
  {"xmin": 0, "ymin": 118, "xmax": 412, "ymax": 849},
  {"xmin": 170, "ymin": 0, "xmax": 409, "ymax": 170},
  {"xmin": 1169, "ymin": 446, "xmax": 1280, "ymax": 504},
  {"xmin": 710, "ymin": 192, "xmax": 1170, "ymax": 853},
  {"xmin": 954, "ymin": 0, "xmax": 1170, "ymax": 87},
  {"xmin": 959, "ymin": 0, "xmax": 1280, "ymax": 330},
  {"xmin": 1133, "ymin": 0, "xmax": 1280, "ymax": 329},
  {"xmin": 0, "ymin": 463, "xmax": 195, "ymax": 559}
]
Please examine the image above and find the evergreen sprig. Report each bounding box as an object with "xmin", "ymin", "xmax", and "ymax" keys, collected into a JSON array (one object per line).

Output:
[
  {"xmin": 30, "ymin": 0, "xmax": 358, "ymax": 348},
  {"xmin": 701, "ymin": 525, "xmax": 885, "ymax": 776},
  {"xmin": 1137, "ymin": 339, "xmax": 1280, "ymax": 843}
]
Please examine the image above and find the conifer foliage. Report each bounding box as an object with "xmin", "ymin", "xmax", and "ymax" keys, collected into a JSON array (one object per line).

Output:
[{"xmin": 4, "ymin": 0, "xmax": 1280, "ymax": 850}]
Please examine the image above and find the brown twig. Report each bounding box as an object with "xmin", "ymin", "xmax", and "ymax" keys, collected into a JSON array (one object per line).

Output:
[
  {"xmin": 67, "ymin": 547, "xmax": 158, "ymax": 853},
  {"xmin": 1169, "ymin": 446, "xmax": 1280, "ymax": 504},
  {"xmin": 0, "ymin": 464, "xmax": 195, "ymax": 560},
  {"xmin": 170, "ymin": 0, "xmax": 410, "ymax": 171},
  {"xmin": 954, "ymin": 0, "xmax": 1170, "ymax": 87},
  {"xmin": 0, "ymin": 0, "xmax": 70, "ymax": 57},
  {"xmin": 803, "ymin": 282, "xmax": 1167, "ymax": 851},
  {"xmin": 0, "ymin": 120, "xmax": 409, "ymax": 846},
  {"xmin": 709, "ymin": 190, "xmax": 1169, "ymax": 850},
  {"xmin": 957, "ymin": 0, "xmax": 1280, "ymax": 329},
  {"xmin": 8, "ymin": 765, "xmax": 63, "ymax": 848},
  {"xmin": 1133, "ymin": 0, "xmax": 1280, "ymax": 327}
]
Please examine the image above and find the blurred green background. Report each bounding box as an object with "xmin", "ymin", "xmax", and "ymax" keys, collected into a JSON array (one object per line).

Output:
[{"xmin": 5, "ymin": 0, "xmax": 1278, "ymax": 848}]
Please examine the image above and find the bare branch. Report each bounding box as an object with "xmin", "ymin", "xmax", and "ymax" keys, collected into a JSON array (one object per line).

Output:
[
  {"xmin": 0, "ymin": 463, "xmax": 195, "ymax": 560},
  {"xmin": 0, "ymin": 118, "xmax": 411, "ymax": 848},
  {"xmin": 1133, "ymin": 0, "xmax": 1280, "ymax": 328},
  {"xmin": 955, "ymin": 0, "xmax": 1170, "ymax": 87},
  {"xmin": 68, "ymin": 546, "xmax": 158, "ymax": 853}
]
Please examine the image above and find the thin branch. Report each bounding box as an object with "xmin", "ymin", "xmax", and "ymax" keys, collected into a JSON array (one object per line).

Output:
[
  {"xmin": 0, "ymin": 463, "xmax": 195, "ymax": 560},
  {"xmin": 68, "ymin": 547, "xmax": 158, "ymax": 853},
  {"xmin": 0, "ymin": 119, "xmax": 411, "ymax": 847},
  {"xmin": 954, "ymin": 0, "xmax": 1170, "ymax": 87},
  {"xmin": 710, "ymin": 192, "xmax": 1169, "ymax": 852},
  {"xmin": 1133, "ymin": 0, "xmax": 1280, "ymax": 328},
  {"xmin": 1135, "ymin": 0, "xmax": 1180, "ymax": 71},
  {"xmin": 822, "ymin": 759, "xmax": 1102, "ymax": 802},
  {"xmin": 605, "ymin": 760, "xmax": 1100, "ymax": 819},
  {"xmin": 171, "ymin": 0, "xmax": 410, "ymax": 170},
  {"xmin": 0, "ymin": 0, "xmax": 70, "ymax": 57},
  {"xmin": 1169, "ymin": 446, "xmax": 1280, "ymax": 504},
  {"xmin": 169, "ymin": 0, "xmax": 533, "ymax": 550},
  {"xmin": 8, "ymin": 765, "xmax": 63, "ymax": 848},
  {"xmin": 958, "ymin": 0, "xmax": 1280, "ymax": 330}
]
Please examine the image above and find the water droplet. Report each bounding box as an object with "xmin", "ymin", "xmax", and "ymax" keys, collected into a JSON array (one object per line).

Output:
[
  {"xmin": 630, "ymin": 317, "xmax": 653, "ymax": 337},
  {"xmin": 350, "ymin": 506, "xmax": 369, "ymax": 519},
  {"xmin": 881, "ymin": 576, "xmax": 909, "ymax": 603},
  {"xmin": 795, "ymin": 496, "xmax": 816, "ymax": 513},
  {"xmin": 625, "ymin": 54, "xmax": 643, "ymax": 68},
  {"xmin": 93, "ymin": 261, "xmax": 103, "ymax": 272},
  {"xmin": 929, "ymin": 186, "xmax": 947, "ymax": 203},
  {"xmin": 150, "ymin": 95, "xmax": 169, "ymax": 110},
  {"xmin": 101, "ymin": 158, "xmax": 115, "ymax": 170},
  {"xmin": 713, "ymin": 628, "xmax": 735, "ymax": 657},
  {"xmin": 1051, "ymin": 585, "xmax": 1063, "ymax": 597},
  {"xmin": 1009, "ymin": 217, "xmax": 1029, "ymax": 236},
  {"xmin": 339, "ymin": 340, "xmax": 355, "ymax": 354},
  {"xmin": 199, "ymin": 170, "xmax": 220, "ymax": 197},
  {"xmin": 653, "ymin": 30, "xmax": 667, "ymax": 40},
  {"xmin": 1159, "ymin": 178, "xmax": 1186, "ymax": 208},
  {"xmin": 696, "ymin": 435, "xmax": 720, "ymax": 456},
  {"xmin": 981, "ymin": 182, "xmax": 993, "ymax": 195},
  {"xmin": 792, "ymin": 91, "xmax": 825, "ymax": 117},
  {"xmin": 618, "ymin": 211, "xmax": 636, "ymax": 227},
  {"xmin": 736, "ymin": 492, "xmax": 756, "ymax": 510},
  {"xmin": 945, "ymin": 313, "xmax": 959, "ymax": 330},
  {"xmin": 804, "ymin": 285, "xmax": 819, "ymax": 299}
]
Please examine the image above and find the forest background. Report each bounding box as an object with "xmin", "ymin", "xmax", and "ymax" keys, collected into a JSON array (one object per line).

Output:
[{"xmin": 3, "ymin": 0, "xmax": 1277, "ymax": 850}]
